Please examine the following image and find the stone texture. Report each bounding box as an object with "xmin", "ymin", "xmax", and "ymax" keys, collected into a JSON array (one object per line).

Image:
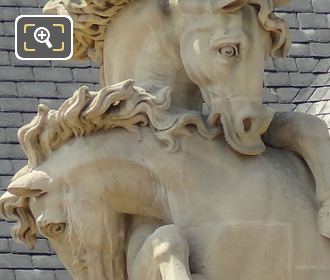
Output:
[
  {"xmin": 310, "ymin": 43, "xmax": 330, "ymax": 57},
  {"xmin": 2, "ymin": 23, "xmax": 15, "ymax": 36},
  {"xmin": 0, "ymin": 37, "xmax": 14, "ymax": 50},
  {"xmin": 15, "ymin": 270, "xmax": 55, "ymax": 280},
  {"xmin": 33, "ymin": 255, "xmax": 65, "ymax": 269},
  {"xmin": 9, "ymin": 239, "xmax": 49, "ymax": 254},
  {"xmin": 0, "ymin": 113, "xmax": 23, "ymax": 127},
  {"xmin": 264, "ymin": 72, "xmax": 291, "ymax": 86},
  {"xmin": 17, "ymin": 82, "xmax": 57, "ymax": 97},
  {"xmin": 295, "ymin": 58, "xmax": 319, "ymax": 73},
  {"xmin": 0, "ymin": 67, "xmax": 34, "ymax": 81},
  {"xmin": 312, "ymin": 0, "xmax": 330, "ymax": 13},
  {"xmin": 0, "ymin": 8, "xmax": 19, "ymax": 21},
  {"xmin": 279, "ymin": 0, "xmax": 313, "ymax": 12},
  {"xmin": 0, "ymin": 254, "xmax": 32, "ymax": 268},
  {"xmin": 288, "ymin": 43, "xmax": 311, "ymax": 57},
  {"xmin": 0, "ymin": 82, "xmax": 18, "ymax": 97},
  {"xmin": 297, "ymin": 13, "xmax": 329, "ymax": 28},
  {"xmin": 0, "ymin": 0, "xmax": 330, "ymax": 278},
  {"xmin": 55, "ymin": 270, "xmax": 72, "ymax": 280},
  {"xmin": 33, "ymin": 68, "xmax": 73, "ymax": 82},
  {"xmin": 0, "ymin": 98, "xmax": 38, "ymax": 112},
  {"xmin": 0, "ymin": 269, "xmax": 15, "ymax": 280},
  {"xmin": 0, "ymin": 239, "xmax": 10, "ymax": 252},
  {"xmin": 274, "ymin": 58, "xmax": 297, "ymax": 72}
]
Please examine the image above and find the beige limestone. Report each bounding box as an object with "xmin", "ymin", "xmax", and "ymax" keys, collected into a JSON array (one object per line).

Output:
[{"xmin": 1, "ymin": 0, "xmax": 330, "ymax": 280}]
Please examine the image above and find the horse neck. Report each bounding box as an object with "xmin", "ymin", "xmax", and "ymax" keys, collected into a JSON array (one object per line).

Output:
[
  {"xmin": 61, "ymin": 156, "xmax": 169, "ymax": 220},
  {"xmin": 102, "ymin": 0, "xmax": 203, "ymax": 110}
]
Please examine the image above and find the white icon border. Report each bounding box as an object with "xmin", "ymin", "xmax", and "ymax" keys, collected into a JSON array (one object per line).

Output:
[{"xmin": 15, "ymin": 15, "xmax": 73, "ymax": 61}]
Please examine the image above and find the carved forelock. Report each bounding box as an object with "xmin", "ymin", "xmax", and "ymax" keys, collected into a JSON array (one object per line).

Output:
[
  {"xmin": 0, "ymin": 193, "xmax": 38, "ymax": 248},
  {"xmin": 44, "ymin": 0, "xmax": 290, "ymax": 62}
]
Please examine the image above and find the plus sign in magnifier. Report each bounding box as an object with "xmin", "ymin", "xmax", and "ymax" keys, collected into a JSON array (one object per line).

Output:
[
  {"xmin": 34, "ymin": 27, "xmax": 53, "ymax": 49},
  {"xmin": 16, "ymin": 15, "xmax": 73, "ymax": 60}
]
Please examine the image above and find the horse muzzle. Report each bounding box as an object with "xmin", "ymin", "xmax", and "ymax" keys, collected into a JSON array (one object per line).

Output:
[{"xmin": 209, "ymin": 99, "xmax": 274, "ymax": 155}]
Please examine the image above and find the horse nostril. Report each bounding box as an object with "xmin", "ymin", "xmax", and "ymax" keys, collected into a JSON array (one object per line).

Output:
[{"xmin": 243, "ymin": 117, "xmax": 252, "ymax": 132}]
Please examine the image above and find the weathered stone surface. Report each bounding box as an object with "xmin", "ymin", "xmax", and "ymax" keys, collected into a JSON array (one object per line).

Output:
[
  {"xmin": 0, "ymin": 160, "xmax": 13, "ymax": 175},
  {"xmin": 291, "ymin": 29, "xmax": 317, "ymax": 43},
  {"xmin": 274, "ymin": 57, "xmax": 297, "ymax": 72},
  {"xmin": 2, "ymin": 23, "xmax": 15, "ymax": 36},
  {"xmin": 33, "ymin": 68, "xmax": 73, "ymax": 82},
  {"xmin": 0, "ymin": 144, "xmax": 25, "ymax": 158},
  {"xmin": 10, "ymin": 53, "xmax": 51, "ymax": 67},
  {"xmin": 17, "ymin": 82, "xmax": 56, "ymax": 97},
  {"xmin": 296, "ymin": 57, "xmax": 319, "ymax": 73},
  {"xmin": 0, "ymin": 82, "xmax": 18, "ymax": 97},
  {"xmin": 288, "ymin": 43, "xmax": 311, "ymax": 57},
  {"xmin": 0, "ymin": 0, "xmax": 330, "ymax": 278},
  {"xmin": 0, "ymin": 98, "xmax": 38, "ymax": 112},
  {"xmin": 10, "ymin": 239, "xmax": 49, "ymax": 254},
  {"xmin": 290, "ymin": 73, "xmax": 316, "ymax": 87},
  {"xmin": 0, "ymin": 8, "xmax": 19, "ymax": 21},
  {"xmin": 278, "ymin": 0, "xmax": 313, "ymax": 12},
  {"xmin": 0, "ymin": 51, "xmax": 10, "ymax": 66},
  {"xmin": 0, "ymin": 0, "xmax": 38, "ymax": 6},
  {"xmin": 0, "ymin": 67, "xmax": 34, "ymax": 81},
  {"xmin": 0, "ymin": 37, "xmax": 15, "ymax": 51},
  {"xmin": 0, "ymin": 269, "xmax": 15, "ymax": 280},
  {"xmin": 32, "ymin": 255, "xmax": 65, "ymax": 269},
  {"xmin": 264, "ymin": 72, "xmax": 291, "ymax": 86},
  {"xmin": 313, "ymin": 0, "xmax": 330, "ymax": 13},
  {"xmin": 297, "ymin": 13, "xmax": 329, "ymax": 28},
  {"xmin": 0, "ymin": 254, "xmax": 32, "ymax": 269},
  {"xmin": 0, "ymin": 239, "xmax": 10, "ymax": 252},
  {"xmin": 276, "ymin": 88, "xmax": 300, "ymax": 103},
  {"xmin": 72, "ymin": 68, "xmax": 99, "ymax": 83},
  {"xmin": 310, "ymin": 43, "xmax": 330, "ymax": 57},
  {"xmin": 55, "ymin": 270, "xmax": 72, "ymax": 280},
  {"xmin": 15, "ymin": 270, "xmax": 55, "ymax": 280},
  {"xmin": 0, "ymin": 113, "xmax": 23, "ymax": 128}
]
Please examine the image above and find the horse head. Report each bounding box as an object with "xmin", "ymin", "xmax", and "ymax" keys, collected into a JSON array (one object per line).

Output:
[
  {"xmin": 0, "ymin": 165, "xmax": 126, "ymax": 280},
  {"xmin": 0, "ymin": 169, "xmax": 65, "ymax": 243},
  {"xmin": 175, "ymin": 0, "xmax": 290, "ymax": 155}
]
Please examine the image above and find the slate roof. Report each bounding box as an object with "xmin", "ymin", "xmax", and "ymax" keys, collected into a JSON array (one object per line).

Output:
[
  {"xmin": 265, "ymin": 0, "xmax": 330, "ymax": 127},
  {"xmin": 0, "ymin": 0, "xmax": 329, "ymax": 279}
]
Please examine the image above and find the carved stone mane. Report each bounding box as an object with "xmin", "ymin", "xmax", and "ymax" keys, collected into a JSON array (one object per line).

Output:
[{"xmin": 19, "ymin": 80, "xmax": 219, "ymax": 169}]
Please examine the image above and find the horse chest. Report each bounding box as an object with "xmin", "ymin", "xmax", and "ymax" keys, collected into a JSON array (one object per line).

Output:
[{"xmin": 160, "ymin": 137, "xmax": 315, "ymax": 227}]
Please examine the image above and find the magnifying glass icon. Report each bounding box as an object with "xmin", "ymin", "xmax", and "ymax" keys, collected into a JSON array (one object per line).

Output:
[{"xmin": 34, "ymin": 27, "xmax": 53, "ymax": 49}]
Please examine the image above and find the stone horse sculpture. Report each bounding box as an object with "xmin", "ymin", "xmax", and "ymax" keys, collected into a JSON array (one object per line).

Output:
[
  {"xmin": 45, "ymin": 0, "xmax": 330, "ymax": 222},
  {"xmin": 1, "ymin": 0, "xmax": 330, "ymax": 280},
  {"xmin": 1, "ymin": 80, "xmax": 330, "ymax": 280}
]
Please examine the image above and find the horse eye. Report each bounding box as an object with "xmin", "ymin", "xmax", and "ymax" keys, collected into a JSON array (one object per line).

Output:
[{"xmin": 218, "ymin": 45, "xmax": 239, "ymax": 57}]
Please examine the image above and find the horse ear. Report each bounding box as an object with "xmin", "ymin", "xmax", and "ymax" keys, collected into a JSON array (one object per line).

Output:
[
  {"xmin": 221, "ymin": 0, "xmax": 247, "ymax": 12},
  {"xmin": 10, "ymin": 165, "xmax": 30, "ymax": 182},
  {"xmin": 43, "ymin": 0, "xmax": 65, "ymax": 15},
  {"xmin": 7, "ymin": 170, "xmax": 51, "ymax": 197},
  {"xmin": 122, "ymin": 79, "xmax": 135, "ymax": 91}
]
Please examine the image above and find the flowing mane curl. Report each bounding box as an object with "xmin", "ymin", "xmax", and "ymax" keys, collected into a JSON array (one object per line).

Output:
[{"xmin": 18, "ymin": 80, "xmax": 219, "ymax": 169}]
